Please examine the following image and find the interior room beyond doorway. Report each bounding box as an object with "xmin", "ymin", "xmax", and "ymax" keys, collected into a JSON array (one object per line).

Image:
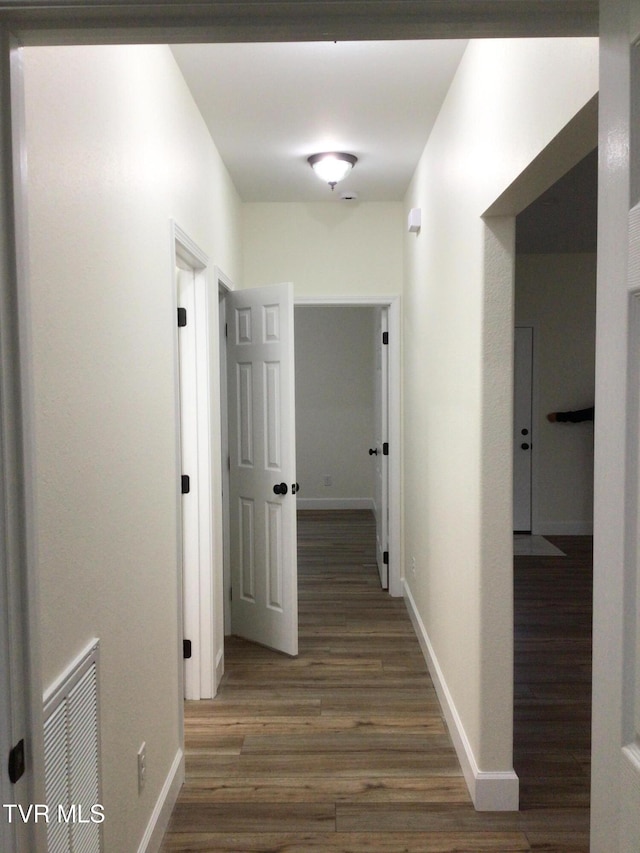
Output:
[
  {"xmin": 512, "ymin": 146, "xmax": 596, "ymax": 825},
  {"xmin": 220, "ymin": 300, "xmax": 398, "ymax": 645},
  {"xmin": 294, "ymin": 306, "xmax": 378, "ymax": 515}
]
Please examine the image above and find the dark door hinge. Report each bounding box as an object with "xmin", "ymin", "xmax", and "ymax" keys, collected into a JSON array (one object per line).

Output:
[
  {"xmin": 383, "ymin": 551, "xmax": 389, "ymax": 565},
  {"xmin": 382, "ymin": 331, "xmax": 389, "ymax": 345},
  {"xmin": 183, "ymin": 639, "xmax": 192, "ymax": 659},
  {"xmin": 177, "ymin": 306, "xmax": 187, "ymax": 327},
  {"xmin": 225, "ymin": 322, "xmax": 228, "ymax": 338},
  {"xmin": 181, "ymin": 474, "xmax": 190, "ymax": 495},
  {"xmin": 383, "ymin": 442, "xmax": 389, "ymax": 456},
  {"xmin": 8, "ymin": 739, "xmax": 25, "ymax": 784}
]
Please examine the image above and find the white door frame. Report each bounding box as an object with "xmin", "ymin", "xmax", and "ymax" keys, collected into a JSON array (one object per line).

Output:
[
  {"xmin": 0, "ymin": 8, "xmax": 613, "ymax": 850},
  {"xmin": 1, "ymin": 37, "xmax": 46, "ymax": 853},
  {"xmin": 374, "ymin": 305, "xmax": 390, "ymax": 588},
  {"xmin": 216, "ymin": 266, "xmax": 233, "ymax": 638},
  {"xmin": 591, "ymin": 18, "xmax": 640, "ymax": 848},
  {"xmin": 171, "ymin": 222, "xmax": 216, "ymax": 700},
  {"xmin": 296, "ymin": 296, "xmax": 402, "ymax": 598}
]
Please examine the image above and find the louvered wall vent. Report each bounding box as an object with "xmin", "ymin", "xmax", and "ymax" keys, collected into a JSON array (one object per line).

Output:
[{"xmin": 43, "ymin": 639, "xmax": 103, "ymax": 853}]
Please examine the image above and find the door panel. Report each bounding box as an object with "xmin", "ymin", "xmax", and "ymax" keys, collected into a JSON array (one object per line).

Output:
[
  {"xmin": 265, "ymin": 362, "xmax": 281, "ymax": 468},
  {"xmin": 239, "ymin": 498, "xmax": 255, "ymax": 600},
  {"xmin": 266, "ymin": 502, "xmax": 284, "ymax": 608},
  {"xmin": 227, "ymin": 283, "xmax": 298, "ymax": 657}
]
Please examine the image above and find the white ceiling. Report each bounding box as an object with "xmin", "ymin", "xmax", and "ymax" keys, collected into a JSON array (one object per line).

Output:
[{"xmin": 170, "ymin": 40, "xmax": 468, "ymax": 202}]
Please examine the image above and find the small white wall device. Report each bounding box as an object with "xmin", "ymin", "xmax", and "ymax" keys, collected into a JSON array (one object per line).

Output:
[{"xmin": 408, "ymin": 208, "xmax": 421, "ymax": 233}]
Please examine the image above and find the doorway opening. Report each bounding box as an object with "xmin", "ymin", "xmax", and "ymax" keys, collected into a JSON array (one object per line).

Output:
[
  {"xmin": 294, "ymin": 305, "xmax": 388, "ymax": 587},
  {"xmin": 514, "ymin": 148, "xmax": 597, "ymax": 540},
  {"xmin": 512, "ymin": 148, "xmax": 597, "ymax": 811},
  {"xmin": 217, "ymin": 291, "xmax": 401, "ymax": 661}
]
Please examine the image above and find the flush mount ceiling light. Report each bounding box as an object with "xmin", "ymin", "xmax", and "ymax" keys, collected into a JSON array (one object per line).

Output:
[{"xmin": 308, "ymin": 152, "xmax": 358, "ymax": 190}]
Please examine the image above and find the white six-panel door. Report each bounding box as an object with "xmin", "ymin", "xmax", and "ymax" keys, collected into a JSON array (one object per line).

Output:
[{"xmin": 227, "ymin": 283, "xmax": 298, "ymax": 657}]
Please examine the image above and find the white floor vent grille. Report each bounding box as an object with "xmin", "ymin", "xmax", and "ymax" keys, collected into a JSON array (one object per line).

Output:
[{"xmin": 43, "ymin": 640, "xmax": 103, "ymax": 853}]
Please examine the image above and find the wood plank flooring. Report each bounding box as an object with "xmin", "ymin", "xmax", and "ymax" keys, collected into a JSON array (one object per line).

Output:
[
  {"xmin": 161, "ymin": 512, "xmax": 591, "ymax": 853},
  {"xmin": 514, "ymin": 534, "xmax": 592, "ymax": 824}
]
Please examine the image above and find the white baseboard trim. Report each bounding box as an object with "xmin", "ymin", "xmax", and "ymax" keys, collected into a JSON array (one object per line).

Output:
[
  {"xmin": 534, "ymin": 521, "xmax": 593, "ymax": 535},
  {"xmin": 215, "ymin": 648, "xmax": 224, "ymax": 694},
  {"xmin": 296, "ymin": 497, "xmax": 374, "ymax": 511},
  {"xmin": 403, "ymin": 581, "xmax": 519, "ymax": 812},
  {"xmin": 137, "ymin": 747, "xmax": 184, "ymax": 853}
]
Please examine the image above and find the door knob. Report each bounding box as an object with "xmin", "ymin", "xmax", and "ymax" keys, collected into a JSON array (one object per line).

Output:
[
  {"xmin": 292, "ymin": 483, "xmax": 300, "ymax": 494},
  {"xmin": 369, "ymin": 448, "xmax": 378, "ymax": 455},
  {"xmin": 273, "ymin": 482, "xmax": 288, "ymax": 495},
  {"xmin": 521, "ymin": 443, "xmax": 530, "ymax": 450}
]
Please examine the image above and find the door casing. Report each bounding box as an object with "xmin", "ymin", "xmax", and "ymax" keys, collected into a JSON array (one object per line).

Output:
[
  {"xmin": 172, "ymin": 223, "xmax": 217, "ymax": 700},
  {"xmin": 374, "ymin": 306, "xmax": 390, "ymax": 589},
  {"xmin": 0, "ymin": 7, "xmax": 619, "ymax": 850},
  {"xmin": 219, "ymin": 292, "xmax": 402, "ymax": 646}
]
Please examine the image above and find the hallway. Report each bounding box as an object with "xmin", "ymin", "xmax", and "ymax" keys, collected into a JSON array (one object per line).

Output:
[{"xmin": 161, "ymin": 511, "xmax": 590, "ymax": 852}]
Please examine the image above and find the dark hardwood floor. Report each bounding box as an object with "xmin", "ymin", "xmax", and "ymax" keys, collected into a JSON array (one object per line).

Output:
[
  {"xmin": 161, "ymin": 512, "xmax": 592, "ymax": 852},
  {"xmin": 514, "ymin": 535, "xmax": 592, "ymax": 820}
]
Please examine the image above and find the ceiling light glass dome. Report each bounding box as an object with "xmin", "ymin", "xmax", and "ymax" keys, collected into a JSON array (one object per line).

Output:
[{"xmin": 308, "ymin": 152, "xmax": 358, "ymax": 190}]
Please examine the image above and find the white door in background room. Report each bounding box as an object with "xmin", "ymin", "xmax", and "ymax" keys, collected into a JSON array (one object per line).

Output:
[
  {"xmin": 227, "ymin": 283, "xmax": 298, "ymax": 657},
  {"xmin": 514, "ymin": 326, "xmax": 533, "ymax": 532},
  {"xmin": 373, "ymin": 307, "xmax": 390, "ymax": 589}
]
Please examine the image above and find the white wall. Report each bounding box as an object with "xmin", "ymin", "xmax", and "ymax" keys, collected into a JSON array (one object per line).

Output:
[
  {"xmin": 516, "ymin": 253, "xmax": 596, "ymax": 534},
  {"xmin": 243, "ymin": 202, "xmax": 403, "ymax": 298},
  {"xmin": 294, "ymin": 307, "xmax": 376, "ymax": 507},
  {"xmin": 402, "ymin": 37, "xmax": 598, "ymax": 805},
  {"xmin": 23, "ymin": 44, "xmax": 242, "ymax": 852}
]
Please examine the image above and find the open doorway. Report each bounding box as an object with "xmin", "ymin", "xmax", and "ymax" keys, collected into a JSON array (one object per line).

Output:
[
  {"xmin": 513, "ymin": 148, "xmax": 597, "ymax": 809},
  {"xmin": 294, "ymin": 305, "xmax": 387, "ymax": 582},
  {"xmin": 514, "ymin": 149, "xmax": 596, "ymax": 540},
  {"xmin": 294, "ymin": 307, "xmax": 378, "ymax": 517},
  {"xmin": 295, "ymin": 304, "xmax": 392, "ymax": 589},
  {"xmin": 218, "ymin": 293, "xmax": 400, "ymax": 654}
]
